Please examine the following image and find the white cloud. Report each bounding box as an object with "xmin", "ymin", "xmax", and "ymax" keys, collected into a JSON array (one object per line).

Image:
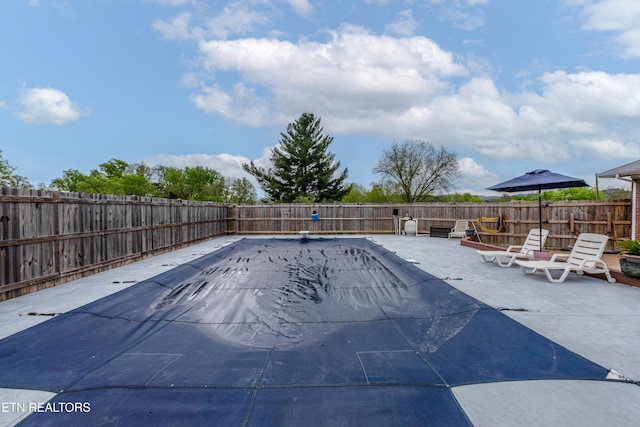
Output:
[
  {"xmin": 434, "ymin": 0, "xmax": 487, "ymax": 31},
  {"xmin": 153, "ymin": 12, "xmax": 200, "ymax": 40},
  {"xmin": 189, "ymin": 82, "xmax": 276, "ymax": 126},
  {"xmin": 16, "ymin": 87, "xmax": 87, "ymax": 126},
  {"xmin": 386, "ymin": 71, "xmax": 639, "ymax": 165},
  {"xmin": 497, "ymin": 71, "xmax": 640, "ymax": 161},
  {"xmin": 181, "ymin": 72, "xmax": 202, "ymax": 88},
  {"xmin": 431, "ymin": 71, "xmax": 640, "ymax": 163},
  {"xmin": 457, "ymin": 157, "xmax": 499, "ymax": 192},
  {"xmin": 153, "ymin": 4, "xmax": 270, "ymax": 41},
  {"xmin": 150, "ymin": 0, "xmax": 194, "ymax": 5},
  {"xmin": 205, "ymin": 5, "xmax": 270, "ymax": 39},
  {"xmin": 27, "ymin": 0, "xmax": 40, "ymax": 7},
  {"xmin": 182, "ymin": 22, "xmax": 640, "ymax": 168},
  {"xmin": 193, "ymin": 25, "xmax": 467, "ymax": 126},
  {"xmin": 386, "ymin": 9, "xmax": 420, "ymax": 36},
  {"xmin": 573, "ymin": 0, "xmax": 640, "ymax": 57},
  {"xmin": 284, "ymin": 0, "xmax": 313, "ymax": 16},
  {"xmin": 0, "ymin": 100, "xmax": 7, "ymax": 109},
  {"xmin": 143, "ymin": 152, "xmax": 253, "ymax": 179},
  {"xmin": 571, "ymin": 138, "xmax": 640, "ymax": 159},
  {"xmin": 145, "ymin": 0, "xmax": 640, "ymax": 181},
  {"xmin": 536, "ymin": 71, "xmax": 640, "ymax": 120}
]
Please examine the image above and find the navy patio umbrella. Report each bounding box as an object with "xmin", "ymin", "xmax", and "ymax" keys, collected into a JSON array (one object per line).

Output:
[{"xmin": 487, "ymin": 169, "xmax": 589, "ymax": 250}]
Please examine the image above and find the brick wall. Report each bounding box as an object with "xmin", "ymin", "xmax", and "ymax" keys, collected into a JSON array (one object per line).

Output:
[{"xmin": 635, "ymin": 180, "xmax": 640, "ymax": 240}]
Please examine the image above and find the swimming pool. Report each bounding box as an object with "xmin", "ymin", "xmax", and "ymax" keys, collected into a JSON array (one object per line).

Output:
[{"xmin": 0, "ymin": 237, "xmax": 608, "ymax": 426}]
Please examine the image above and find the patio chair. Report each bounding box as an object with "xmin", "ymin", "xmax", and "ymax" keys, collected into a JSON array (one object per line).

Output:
[
  {"xmin": 448, "ymin": 220, "xmax": 469, "ymax": 239},
  {"xmin": 515, "ymin": 233, "xmax": 616, "ymax": 283},
  {"xmin": 477, "ymin": 228, "xmax": 549, "ymax": 267}
]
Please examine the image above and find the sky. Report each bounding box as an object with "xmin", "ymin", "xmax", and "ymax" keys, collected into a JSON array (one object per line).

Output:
[{"xmin": 1, "ymin": 0, "xmax": 640, "ymax": 196}]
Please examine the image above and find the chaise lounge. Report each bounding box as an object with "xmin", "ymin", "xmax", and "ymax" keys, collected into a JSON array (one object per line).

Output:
[
  {"xmin": 477, "ymin": 228, "xmax": 549, "ymax": 267},
  {"xmin": 515, "ymin": 233, "xmax": 616, "ymax": 283}
]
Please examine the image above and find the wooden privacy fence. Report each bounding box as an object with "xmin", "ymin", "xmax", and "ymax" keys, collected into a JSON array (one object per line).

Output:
[
  {"xmin": 230, "ymin": 200, "xmax": 632, "ymax": 249},
  {"xmin": 0, "ymin": 189, "xmax": 632, "ymax": 300},
  {"xmin": 0, "ymin": 188, "xmax": 230, "ymax": 300}
]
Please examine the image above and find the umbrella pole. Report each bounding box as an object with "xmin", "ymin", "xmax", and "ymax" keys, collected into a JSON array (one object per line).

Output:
[{"xmin": 538, "ymin": 189, "xmax": 543, "ymax": 251}]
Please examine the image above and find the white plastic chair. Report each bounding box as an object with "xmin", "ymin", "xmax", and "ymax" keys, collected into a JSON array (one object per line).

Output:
[
  {"xmin": 477, "ymin": 228, "xmax": 549, "ymax": 267},
  {"xmin": 515, "ymin": 233, "xmax": 615, "ymax": 283},
  {"xmin": 448, "ymin": 220, "xmax": 469, "ymax": 239}
]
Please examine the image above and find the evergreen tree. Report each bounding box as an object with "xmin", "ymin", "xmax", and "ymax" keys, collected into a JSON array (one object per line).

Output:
[{"xmin": 243, "ymin": 113, "xmax": 350, "ymax": 202}]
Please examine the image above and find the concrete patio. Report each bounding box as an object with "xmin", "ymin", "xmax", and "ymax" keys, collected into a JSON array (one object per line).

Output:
[{"xmin": 1, "ymin": 234, "xmax": 639, "ymax": 426}]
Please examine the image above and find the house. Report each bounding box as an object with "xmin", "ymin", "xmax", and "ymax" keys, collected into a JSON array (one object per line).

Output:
[{"xmin": 597, "ymin": 160, "xmax": 640, "ymax": 240}]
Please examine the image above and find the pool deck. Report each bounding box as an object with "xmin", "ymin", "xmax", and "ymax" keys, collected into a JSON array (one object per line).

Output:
[{"xmin": 1, "ymin": 234, "xmax": 640, "ymax": 426}]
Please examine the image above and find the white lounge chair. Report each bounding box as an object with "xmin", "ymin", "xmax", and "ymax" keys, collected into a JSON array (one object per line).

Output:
[
  {"xmin": 448, "ymin": 220, "xmax": 469, "ymax": 239},
  {"xmin": 515, "ymin": 233, "xmax": 616, "ymax": 283},
  {"xmin": 477, "ymin": 228, "xmax": 549, "ymax": 267}
]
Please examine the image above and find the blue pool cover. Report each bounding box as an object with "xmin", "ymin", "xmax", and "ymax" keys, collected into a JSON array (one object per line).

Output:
[{"xmin": 0, "ymin": 238, "xmax": 608, "ymax": 426}]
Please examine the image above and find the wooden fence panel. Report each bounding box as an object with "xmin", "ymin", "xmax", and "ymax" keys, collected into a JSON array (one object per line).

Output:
[
  {"xmin": 232, "ymin": 201, "xmax": 631, "ymax": 249},
  {"xmin": 1, "ymin": 189, "xmax": 632, "ymax": 300},
  {"xmin": 0, "ymin": 188, "xmax": 229, "ymax": 300}
]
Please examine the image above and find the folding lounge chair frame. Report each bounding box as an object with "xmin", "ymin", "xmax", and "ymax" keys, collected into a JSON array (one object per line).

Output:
[
  {"xmin": 448, "ymin": 220, "xmax": 469, "ymax": 239},
  {"xmin": 477, "ymin": 228, "xmax": 549, "ymax": 267},
  {"xmin": 515, "ymin": 233, "xmax": 616, "ymax": 283}
]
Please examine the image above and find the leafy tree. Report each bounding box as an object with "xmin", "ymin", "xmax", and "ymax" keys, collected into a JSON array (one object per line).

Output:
[
  {"xmin": 366, "ymin": 182, "xmax": 405, "ymax": 203},
  {"xmin": 119, "ymin": 173, "xmax": 155, "ymax": 196},
  {"xmin": 50, "ymin": 169, "xmax": 86, "ymax": 192},
  {"xmin": 341, "ymin": 182, "xmax": 404, "ymax": 203},
  {"xmin": 508, "ymin": 187, "xmax": 603, "ymax": 202},
  {"xmin": 0, "ymin": 150, "xmax": 31, "ymax": 188},
  {"xmin": 224, "ymin": 177, "xmax": 257, "ymax": 204},
  {"xmin": 50, "ymin": 159, "xmax": 257, "ymax": 201},
  {"xmin": 51, "ymin": 159, "xmax": 156, "ymax": 196},
  {"xmin": 184, "ymin": 166, "xmax": 224, "ymax": 201},
  {"xmin": 154, "ymin": 166, "xmax": 184, "ymax": 198},
  {"xmin": 99, "ymin": 159, "xmax": 129, "ymax": 179},
  {"xmin": 543, "ymin": 188, "xmax": 597, "ymax": 201},
  {"xmin": 342, "ymin": 183, "xmax": 367, "ymax": 203},
  {"xmin": 447, "ymin": 192, "xmax": 484, "ymax": 203},
  {"xmin": 243, "ymin": 113, "xmax": 350, "ymax": 202},
  {"xmin": 365, "ymin": 185, "xmax": 387, "ymax": 203},
  {"xmin": 124, "ymin": 163, "xmax": 157, "ymax": 196},
  {"xmin": 600, "ymin": 187, "xmax": 631, "ymax": 200},
  {"xmin": 373, "ymin": 140, "xmax": 460, "ymax": 203},
  {"xmin": 155, "ymin": 165, "xmax": 225, "ymax": 201}
]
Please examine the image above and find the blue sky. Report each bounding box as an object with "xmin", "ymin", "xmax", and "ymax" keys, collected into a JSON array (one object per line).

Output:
[{"xmin": 1, "ymin": 0, "xmax": 639, "ymax": 195}]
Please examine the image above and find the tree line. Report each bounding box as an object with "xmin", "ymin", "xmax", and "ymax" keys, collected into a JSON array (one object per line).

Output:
[
  {"xmin": 49, "ymin": 160, "xmax": 258, "ymax": 203},
  {"xmin": 242, "ymin": 112, "xmax": 461, "ymax": 203},
  {"xmin": 1, "ymin": 149, "xmax": 257, "ymax": 202},
  {"xmin": 1, "ymin": 113, "xmax": 628, "ymax": 203}
]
